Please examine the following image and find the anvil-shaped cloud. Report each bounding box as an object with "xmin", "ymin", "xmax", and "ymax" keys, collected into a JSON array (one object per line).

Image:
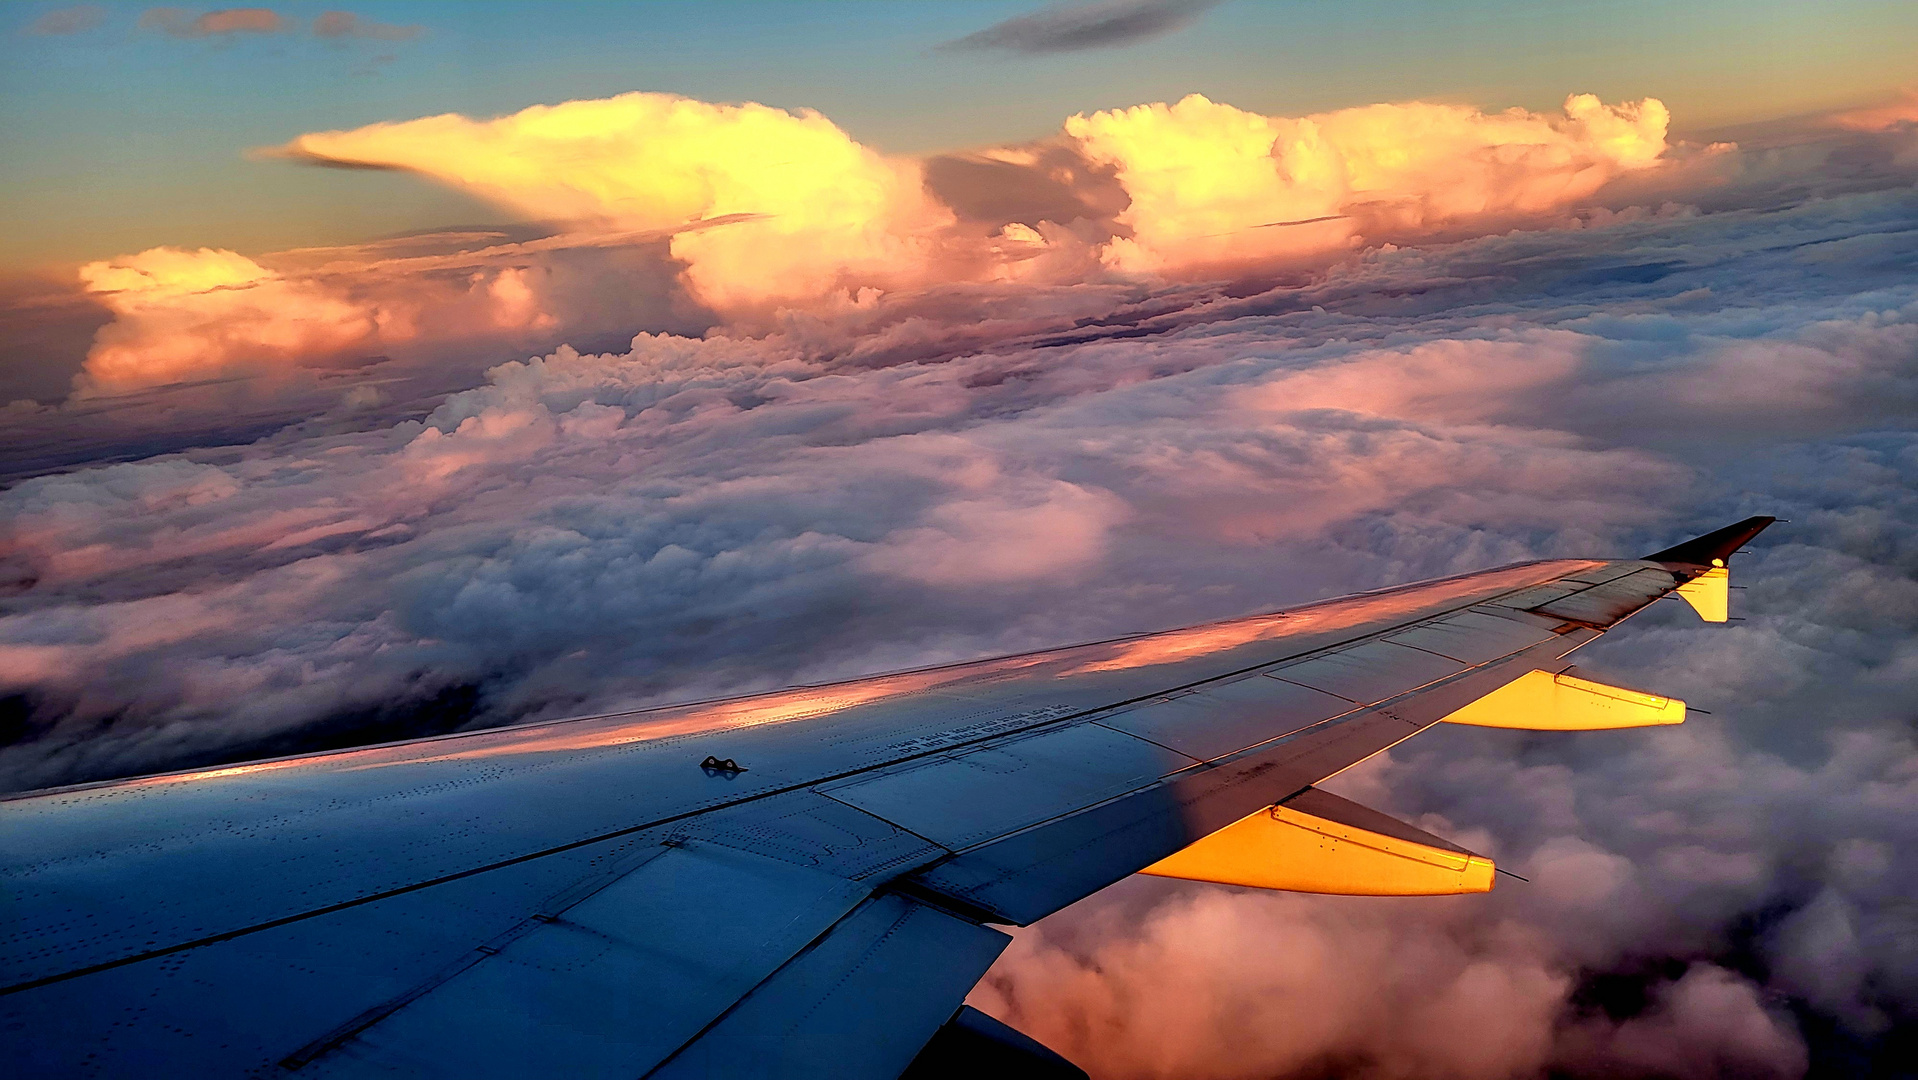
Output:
[{"xmin": 269, "ymin": 93, "xmax": 955, "ymax": 313}]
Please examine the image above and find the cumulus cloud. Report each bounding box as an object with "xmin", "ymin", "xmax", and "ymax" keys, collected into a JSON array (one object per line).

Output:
[
  {"xmin": 937, "ymin": 0, "xmax": 1218, "ymax": 54},
  {"xmin": 74, "ymin": 246, "xmax": 379, "ymax": 391},
  {"xmin": 1068, "ymin": 93, "xmax": 1670, "ymax": 273},
  {"xmin": 268, "ymin": 93, "xmax": 954, "ymax": 314},
  {"xmin": 58, "ymin": 226, "xmax": 722, "ymax": 397},
  {"xmin": 139, "ymin": 6, "xmax": 284, "ymax": 37},
  {"xmin": 7, "ymin": 92, "xmax": 1918, "ymax": 1076},
  {"xmin": 24, "ymin": 4, "xmax": 104, "ymax": 34},
  {"xmin": 226, "ymin": 87, "xmax": 1682, "ymax": 330}
]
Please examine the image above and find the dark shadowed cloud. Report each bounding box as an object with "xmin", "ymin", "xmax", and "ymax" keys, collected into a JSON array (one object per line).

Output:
[{"xmin": 938, "ymin": 0, "xmax": 1219, "ymax": 54}]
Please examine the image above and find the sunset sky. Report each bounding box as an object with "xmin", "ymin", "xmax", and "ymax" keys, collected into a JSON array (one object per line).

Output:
[
  {"xmin": 4, "ymin": 0, "xmax": 1914, "ymax": 266},
  {"xmin": 3, "ymin": 2, "xmax": 1917, "ymax": 1078}
]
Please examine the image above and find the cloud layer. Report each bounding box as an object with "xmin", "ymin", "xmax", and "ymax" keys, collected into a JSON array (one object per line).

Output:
[{"xmin": 4, "ymin": 89, "xmax": 1917, "ymax": 1077}]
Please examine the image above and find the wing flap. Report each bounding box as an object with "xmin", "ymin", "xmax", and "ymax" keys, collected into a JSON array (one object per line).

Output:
[
  {"xmin": 649, "ymin": 894, "xmax": 1011, "ymax": 1079},
  {"xmin": 1381, "ymin": 607, "xmax": 1561, "ymax": 664},
  {"xmin": 1095, "ymin": 675, "xmax": 1352, "ymax": 762},
  {"xmin": 1527, "ymin": 566, "xmax": 1677, "ymax": 625},
  {"xmin": 816, "ymin": 722, "xmax": 1194, "ymax": 852},
  {"xmin": 1270, "ymin": 640, "xmax": 1467, "ymax": 704},
  {"xmin": 294, "ymin": 841, "xmax": 870, "ymax": 1078}
]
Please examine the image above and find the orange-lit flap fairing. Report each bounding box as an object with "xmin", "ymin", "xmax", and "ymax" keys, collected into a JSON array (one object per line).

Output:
[
  {"xmin": 1674, "ymin": 564, "xmax": 1730, "ymax": 622},
  {"xmin": 1139, "ymin": 787, "xmax": 1495, "ymax": 896},
  {"xmin": 1439, "ymin": 667, "xmax": 1685, "ymax": 730}
]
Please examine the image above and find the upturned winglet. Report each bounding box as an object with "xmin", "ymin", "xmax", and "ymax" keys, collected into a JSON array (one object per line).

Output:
[{"xmin": 1643, "ymin": 516, "xmax": 1776, "ymax": 567}]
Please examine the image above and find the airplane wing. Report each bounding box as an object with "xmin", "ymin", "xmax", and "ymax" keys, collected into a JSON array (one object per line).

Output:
[{"xmin": 0, "ymin": 517, "xmax": 1774, "ymax": 1078}]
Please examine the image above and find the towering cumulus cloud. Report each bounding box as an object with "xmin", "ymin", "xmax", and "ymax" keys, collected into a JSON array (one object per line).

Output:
[
  {"xmin": 38, "ymin": 88, "xmax": 1679, "ymax": 408},
  {"xmin": 75, "ymin": 246, "xmax": 376, "ymax": 391},
  {"xmin": 259, "ymin": 89, "xmax": 1668, "ymax": 316},
  {"xmin": 68, "ymin": 244, "xmax": 580, "ymax": 393},
  {"xmin": 274, "ymin": 93, "xmax": 954, "ymax": 313},
  {"xmin": 1068, "ymin": 93, "xmax": 1670, "ymax": 272}
]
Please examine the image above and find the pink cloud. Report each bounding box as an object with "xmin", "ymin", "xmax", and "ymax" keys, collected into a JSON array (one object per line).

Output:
[
  {"xmin": 25, "ymin": 4, "xmax": 105, "ymax": 35},
  {"xmin": 1829, "ymin": 88, "xmax": 1918, "ymax": 132},
  {"xmin": 70, "ymin": 244, "xmax": 583, "ymax": 394},
  {"xmin": 139, "ymin": 6, "xmax": 284, "ymax": 37}
]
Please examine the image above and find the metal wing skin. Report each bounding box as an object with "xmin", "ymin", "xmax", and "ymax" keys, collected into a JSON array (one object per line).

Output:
[{"xmin": 0, "ymin": 519, "xmax": 1772, "ymax": 1078}]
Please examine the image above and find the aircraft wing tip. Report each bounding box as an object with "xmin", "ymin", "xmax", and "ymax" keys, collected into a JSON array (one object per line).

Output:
[{"xmin": 1642, "ymin": 515, "xmax": 1778, "ymax": 566}]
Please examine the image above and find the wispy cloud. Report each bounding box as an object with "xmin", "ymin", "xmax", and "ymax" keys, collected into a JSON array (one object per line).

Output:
[
  {"xmin": 138, "ymin": 6, "xmax": 285, "ymax": 38},
  {"xmin": 938, "ymin": 0, "xmax": 1219, "ymax": 55},
  {"xmin": 312, "ymin": 10, "xmax": 420, "ymax": 41},
  {"xmin": 23, "ymin": 4, "xmax": 104, "ymax": 35}
]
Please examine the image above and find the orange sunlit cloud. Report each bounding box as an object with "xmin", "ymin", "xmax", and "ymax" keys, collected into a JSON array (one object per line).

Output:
[
  {"xmin": 76, "ymin": 246, "xmax": 378, "ymax": 392},
  {"xmin": 69, "ymin": 89, "xmax": 1678, "ymax": 394},
  {"xmin": 271, "ymin": 92, "xmax": 955, "ymax": 314},
  {"xmin": 72, "ymin": 244, "xmax": 572, "ymax": 393},
  {"xmin": 1069, "ymin": 93, "xmax": 1670, "ymax": 272},
  {"xmin": 263, "ymin": 89, "xmax": 1672, "ymax": 307}
]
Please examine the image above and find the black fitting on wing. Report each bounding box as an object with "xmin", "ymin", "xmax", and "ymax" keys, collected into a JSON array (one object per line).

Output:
[{"xmin": 1642, "ymin": 516, "xmax": 1776, "ymax": 566}]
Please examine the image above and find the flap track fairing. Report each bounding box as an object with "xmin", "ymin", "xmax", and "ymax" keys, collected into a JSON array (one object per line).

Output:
[
  {"xmin": 1139, "ymin": 787, "xmax": 1495, "ymax": 896},
  {"xmin": 1674, "ymin": 565, "xmax": 1729, "ymax": 622},
  {"xmin": 1440, "ymin": 667, "xmax": 1684, "ymax": 730}
]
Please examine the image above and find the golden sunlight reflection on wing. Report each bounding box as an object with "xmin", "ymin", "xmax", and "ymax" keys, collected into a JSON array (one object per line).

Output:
[
  {"xmin": 1062, "ymin": 560, "xmax": 1594, "ymax": 674},
  {"xmin": 107, "ymin": 560, "xmax": 1595, "ymax": 786}
]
